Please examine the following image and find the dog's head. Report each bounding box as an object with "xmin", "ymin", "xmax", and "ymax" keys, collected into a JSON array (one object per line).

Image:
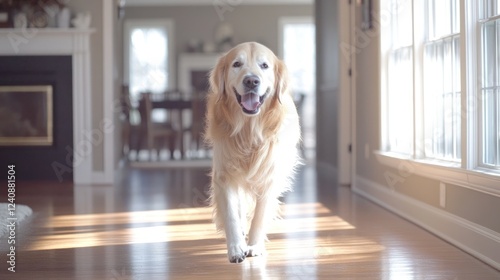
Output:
[{"xmin": 209, "ymin": 42, "xmax": 288, "ymax": 116}]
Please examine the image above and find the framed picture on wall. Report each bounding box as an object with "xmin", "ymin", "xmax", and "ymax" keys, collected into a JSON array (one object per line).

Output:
[
  {"xmin": 0, "ymin": 9, "xmax": 11, "ymax": 28},
  {"xmin": 0, "ymin": 85, "xmax": 53, "ymax": 146}
]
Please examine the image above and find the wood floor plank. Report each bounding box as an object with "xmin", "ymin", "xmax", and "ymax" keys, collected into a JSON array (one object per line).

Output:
[{"xmin": 1, "ymin": 165, "xmax": 499, "ymax": 279}]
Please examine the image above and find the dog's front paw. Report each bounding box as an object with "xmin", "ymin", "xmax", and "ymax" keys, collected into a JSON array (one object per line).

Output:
[
  {"xmin": 228, "ymin": 243, "xmax": 248, "ymax": 263},
  {"xmin": 247, "ymin": 243, "xmax": 266, "ymax": 257}
]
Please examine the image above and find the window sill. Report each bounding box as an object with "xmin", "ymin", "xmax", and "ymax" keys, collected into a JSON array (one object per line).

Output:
[{"xmin": 374, "ymin": 151, "xmax": 500, "ymax": 197}]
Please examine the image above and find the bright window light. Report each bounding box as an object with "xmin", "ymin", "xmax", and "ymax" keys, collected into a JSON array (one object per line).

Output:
[{"xmin": 129, "ymin": 27, "xmax": 168, "ymax": 100}]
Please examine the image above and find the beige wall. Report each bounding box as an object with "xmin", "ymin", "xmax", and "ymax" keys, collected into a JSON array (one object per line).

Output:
[{"xmin": 315, "ymin": 0, "xmax": 339, "ymax": 171}]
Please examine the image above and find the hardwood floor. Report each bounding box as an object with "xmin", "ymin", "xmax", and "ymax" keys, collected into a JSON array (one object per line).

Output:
[{"xmin": 1, "ymin": 164, "xmax": 499, "ymax": 279}]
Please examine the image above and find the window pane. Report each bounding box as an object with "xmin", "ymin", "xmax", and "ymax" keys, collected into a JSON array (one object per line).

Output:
[
  {"xmin": 482, "ymin": 21, "xmax": 498, "ymax": 88},
  {"xmin": 480, "ymin": 18, "xmax": 500, "ymax": 167},
  {"xmin": 423, "ymin": 1, "xmax": 461, "ymax": 161},
  {"xmin": 129, "ymin": 28, "xmax": 168, "ymax": 100},
  {"xmin": 385, "ymin": 0, "xmax": 414, "ymax": 155},
  {"xmin": 424, "ymin": 42, "xmax": 442, "ymax": 158},
  {"xmin": 452, "ymin": 0, "xmax": 460, "ymax": 34},
  {"xmin": 392, "ymin": 0, "xmax": 413, "ymax": 47},
  {"xmin": 480, "ymin": 0, "xmax": 500, "ymax": 19},
  {"xmin": 428, "ymin": 0, "xmax": 460, "ymax": 39},
  {"xmin": 482, "ymin": 89, "xmax": 499, "ymax": 166},
  {"xmin": 388, "ymin": 47, "xmax": 413, "ymax": 154},
  {"xmin": 435, "ymin": 0, "xmax": 451, "ymax": 37},
  {"xmin": 423, "ymin": 39, "xmax": 461, "ymax": 161}
]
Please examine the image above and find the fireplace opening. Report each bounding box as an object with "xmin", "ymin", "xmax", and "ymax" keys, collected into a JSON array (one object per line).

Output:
[
  {"xmin": 0, "ymin": 85, "xmax": 53, "ymax": 146},
  {"xmin": 0, "ymin": 56, "xmax": 73, "ymax": 182},
  {"xmin": 190, "ymin": 70, "xmax": 210, "ymax": 93}
]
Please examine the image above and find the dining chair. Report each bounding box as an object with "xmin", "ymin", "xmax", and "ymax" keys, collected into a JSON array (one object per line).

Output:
[
  {"xmin": 120, "ymin": 85, "xmax": 143, "ymax": 158},
  {"xmin": 183, "ymin": 90, "xmax": 208, "ymax": 158},
  {"xmin": 190, "ymin": 91, "xmax": 207, "ymax": 151},
  {"xmin": 139, "ymin": 92, "xmax": 178, "ymax": 160},
  {"xmin": 120, "ymin": 85, "xmax": 131, "ymax": 157}
]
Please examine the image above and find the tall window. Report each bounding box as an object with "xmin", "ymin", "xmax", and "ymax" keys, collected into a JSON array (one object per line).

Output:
[
  {"xmin": 124, "ymin": 20, "xmax": 174, "ymax": 101},
  {"xmin": 423, "ymin": 0, "xmax": 461, "ymax": 161},
  {"xmin": 386, "ymin": 0, "xmax": 414, "ymax": 154},
  {"xmin": 381, "ymin": 0, "xmax": 500, "ymax": 175},
  {"xmin": 479, "ymin": 0, "xmax": 500, "ymax": 169}
]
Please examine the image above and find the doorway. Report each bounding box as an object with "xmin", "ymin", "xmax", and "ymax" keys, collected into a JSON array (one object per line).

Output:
[{"xmin": 279, "ymin": 17, "xmax": 316, "ymax": 160}]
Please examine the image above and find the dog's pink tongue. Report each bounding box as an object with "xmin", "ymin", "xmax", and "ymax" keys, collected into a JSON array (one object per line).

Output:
[{"xmin": 241, "ymin": 93, "xmax": 260, "ymax": 111}]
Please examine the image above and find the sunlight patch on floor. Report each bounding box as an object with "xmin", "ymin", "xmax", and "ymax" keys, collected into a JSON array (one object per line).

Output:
[
  {"xmin": 44, "ymin": 207, "xmax": 214, "ymax": 228},
  {"xmin": 27, "ymin": 202, "xmax": 383, "ymax": 263}
]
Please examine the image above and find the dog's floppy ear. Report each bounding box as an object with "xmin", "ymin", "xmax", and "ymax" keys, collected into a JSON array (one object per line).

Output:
[
  {"xmin": 209, "ymin": 55, "xmax": 226, "ymax": 102},
  {"xmin": 274, "ymin": 58, "xmax": 289, "ymax": 104}
]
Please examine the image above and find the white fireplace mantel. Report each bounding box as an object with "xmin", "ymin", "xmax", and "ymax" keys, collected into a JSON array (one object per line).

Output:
[{"xmin": 0, "ymin": 28, "xmax": 95, "ymax": 184}]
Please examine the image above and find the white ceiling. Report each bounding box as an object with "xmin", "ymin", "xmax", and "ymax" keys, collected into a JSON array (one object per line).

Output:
[{"xmin": 125, "ymin": 0, "xmax": 313, "ymax": 7}]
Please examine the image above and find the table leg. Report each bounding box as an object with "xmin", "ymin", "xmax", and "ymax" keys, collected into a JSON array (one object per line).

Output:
[{"xmin": 179, "ymin": 109, "xmax": 184, "ymax": 159}]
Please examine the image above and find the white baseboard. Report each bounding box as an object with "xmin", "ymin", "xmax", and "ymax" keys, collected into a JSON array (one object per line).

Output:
[{"xmin": 353, "ymin": 176, "xmax": 500, "ymax": 270}]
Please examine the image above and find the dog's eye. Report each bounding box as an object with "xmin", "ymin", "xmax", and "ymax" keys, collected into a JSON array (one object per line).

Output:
[
  {"xmin": 260, "ymin": 63, "xmax": 269, "ymax": 69},
  {"xmin": 232, "ymin": 61, "xmax": 242, "ymax": 68}
]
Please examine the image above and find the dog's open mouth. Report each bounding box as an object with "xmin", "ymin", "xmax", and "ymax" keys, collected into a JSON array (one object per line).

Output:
[{"xmin": 234, "ymin": 88, "xmax": 269, "ymax": 115}]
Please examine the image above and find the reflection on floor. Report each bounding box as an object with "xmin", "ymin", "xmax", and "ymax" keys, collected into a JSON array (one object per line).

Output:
[{"xmin": 1, "ymin": 165, "xmax": 499, "ymax": 279}]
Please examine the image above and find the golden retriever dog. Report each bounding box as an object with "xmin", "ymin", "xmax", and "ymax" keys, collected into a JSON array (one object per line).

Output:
[{"xmin": 205, "ymin": 42, "xmax": 301, "ymax": 263}]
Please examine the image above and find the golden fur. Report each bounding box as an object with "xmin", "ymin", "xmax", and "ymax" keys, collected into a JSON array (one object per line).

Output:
[{"xmin": 205, "ymin": 42, "xmax": 301, "ymax": 263}]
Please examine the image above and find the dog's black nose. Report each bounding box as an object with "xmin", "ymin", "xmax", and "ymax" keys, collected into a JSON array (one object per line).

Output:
[{"xmin": 243, "ymin": 75, "xmax": 260, "ymax": 89}]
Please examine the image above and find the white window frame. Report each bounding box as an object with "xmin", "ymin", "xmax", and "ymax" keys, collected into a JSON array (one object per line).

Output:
[
  {"xmin": 477, "ymin": 4, "xmax": 500, "ymax": 171},
  {"xmin": 124, "ymin": 19, "xmax": 175, "ymax": 100},
  {"xmin": 378, "ymin": 0, "xmax": 500, "ymax": 196}
]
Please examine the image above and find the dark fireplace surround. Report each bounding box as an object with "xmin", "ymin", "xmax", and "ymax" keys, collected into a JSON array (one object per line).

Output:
[{"xmin": 0, "ymin": 56, "xmax": 73, "ymax": 181}]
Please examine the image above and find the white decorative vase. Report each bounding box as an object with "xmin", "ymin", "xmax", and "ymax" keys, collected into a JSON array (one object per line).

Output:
[
  {"xmin": 13, "ymin": 12, "xmax": 28, "ymax": 29},
  {"xmin": 71, "ymin": 12, "xmax": 91, "ymax": 29},
  {"xmin": 57, "ymin": 7, "xmax": 71, "ymax": 28}
]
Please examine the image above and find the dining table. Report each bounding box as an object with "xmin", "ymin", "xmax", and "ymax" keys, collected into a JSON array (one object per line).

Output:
[{"xmin": 138, "ymin": 92, "xmax": 204, "ymax": 159}]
